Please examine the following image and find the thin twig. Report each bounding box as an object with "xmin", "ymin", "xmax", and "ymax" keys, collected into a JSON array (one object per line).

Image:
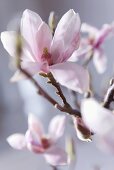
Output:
[{"xmin": 47, "ymin": 72, "xmax": 70, "ymax": 107}]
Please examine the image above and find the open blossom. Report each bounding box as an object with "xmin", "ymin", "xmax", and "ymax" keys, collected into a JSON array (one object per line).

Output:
[
  {"xmin": 7, "ymin": 114, "xmax": 69, "ymax": 166},
  {"xmin": 70, "ymin": 23, "xmax": 114, "ymax": 73},
  {"xmin": 81, "ymin": 98, "xmax": 114, "ymax": 153},
  {"xmin": 1, "ymin": 9, "xmax": 90, "ymax": 94}
]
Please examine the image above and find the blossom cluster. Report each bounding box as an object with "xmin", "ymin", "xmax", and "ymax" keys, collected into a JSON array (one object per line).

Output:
[{"xmin": 1, "ymin": 8, "xmax": 114, "ymax": 168}]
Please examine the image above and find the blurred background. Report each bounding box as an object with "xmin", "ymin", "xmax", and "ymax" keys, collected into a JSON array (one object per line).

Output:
[{"xmin": 0, "ymin": 0, "xmax": 114, "ymax": 170}]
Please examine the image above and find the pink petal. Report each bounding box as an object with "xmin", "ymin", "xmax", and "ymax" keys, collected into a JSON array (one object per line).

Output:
[
  {"xmin": 81, "ymin": 98, "xmax": 114, "ymax": 135},
  {"xmin": 50, "ymin": 62, "xmax": 90, "ymax": 93},
  {"xmin": 28, "ymin": 113, "xmax": 44, "ymax": 139},
  {"xmin": 50, "ymin": 38, "xmax": 64, "ymax": 64},
  {"xmin": 7, "ymin": 133, "xmax": 26, "ymax": 150},
  {"xmin": 26, "ymin": 142, "xmax": 44, "ymax": 153},
  {"xmin": 22, "ymin": 46, "xmax": 36, "ymax": 62},
  {"xmin": 95, "ymin": 23, "xmax": 114, "ymax": 46},
  {"xmin": 1, "ymin": 31, "xmax": 17, "ymax": 57},
  {"xmin": 51, "ymin": 9, "xmax": 81, "ymax": 63},
  {"xmin": 25, "ymin": 130, "xmax": 44, "ymax": 153},
  {"xmin": 21, "ymin": 9, "xmax": 42, "ymax": 60},
  {"xmin": 48, "ymin": 115, "xmax": 66, "ymax": 140},
  {"xmin": 93, "ymin": 49, "xmax": 107, "ymax": 74},
  {"xmin": 21, "ymin": 61, "xmax": 43, "ymax": 75},
  {"xmin": 44, "ymin": 146, "xmax": 69, "ymax": 166},
  {"xmin": 36, "ymin": 22, "xmax": 52, "ymax": 60}
]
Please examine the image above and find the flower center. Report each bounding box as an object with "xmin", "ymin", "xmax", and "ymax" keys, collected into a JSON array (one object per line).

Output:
[
  {"xmin": 88, "ymin": 37, "xmax": 95, "ymax": 45},
  {"xmin": 41, "ymin": 48, "xmax": 53, "ymax": 66},
  {"xmin": 41, "ymin": 137, "xmax": 51, "ymax": 149}
]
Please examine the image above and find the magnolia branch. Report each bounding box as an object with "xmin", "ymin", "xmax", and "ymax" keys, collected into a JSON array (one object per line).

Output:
[
  {"xmin": 19, "ymin": 67, "xmax": 81, "ymax": 117},
  {"xmin": 47, "ymin": 72, "xmax": 70, "ymax": 107}
]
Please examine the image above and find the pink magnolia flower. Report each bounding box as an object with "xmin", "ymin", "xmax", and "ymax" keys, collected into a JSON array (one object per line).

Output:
[
  {"xmin": 70, "ymin": 23, "xmax": 114, "ymax": 73},
  {"xmin": 81, "ymin": 98, "xmax": 114, "ymax": 153},
  {"xmin": 1, "ymin": 9, "xmax": 90, "ymax": 94},
  {"xmin": 7, "ymin": 114, "xmax": 69, "ymax": 166}
]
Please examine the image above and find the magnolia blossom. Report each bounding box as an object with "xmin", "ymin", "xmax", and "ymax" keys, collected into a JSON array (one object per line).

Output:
[
  {"xmin": 70, "ymin": 23, "xmax": 114, "ymax": 73},
  {"xmin": 1, "ymin": 9, "xmax": 90, "ymax": 93},
  {"xmin": 81, "ymin": 98, "xmax": 114, "ymax": 153},
  {"xmin": 7, "ymin": 114, "xmax": 69, "ymax": 166}
]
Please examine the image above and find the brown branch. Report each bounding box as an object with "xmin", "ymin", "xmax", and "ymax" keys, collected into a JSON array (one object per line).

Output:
[
  {"xmin": 19, "ymin": 67, "xmax": 81, "ymax": 116},
  {"xmin": 103, "ymin": 78, "xmax": 114, "ymax": 109},
  {"xmin": 47, "ymin": 72, "xmax": 70, "ymax": 107}
]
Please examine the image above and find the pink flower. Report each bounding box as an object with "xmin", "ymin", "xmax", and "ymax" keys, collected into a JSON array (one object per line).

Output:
[
  {"xmin": 81, "ymin": 98, "xmax": 114, "ymax": 153},
  {"xmin": 1, "ymin": 9, "xmax": 90, "ymax": 93},
  {"xmin": 70, "ymin": 23, "xmax": 114, "ymax": 73},
  {"xmin": 7, "ymin": 114, "xmax": 69, "ymax": 166}
]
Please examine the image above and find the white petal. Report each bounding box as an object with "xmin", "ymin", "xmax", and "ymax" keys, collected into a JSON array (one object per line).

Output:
[
  {"xmin": 48, "ymin": 115, "xmax": 66, "ymax": 140},
  {"xmin": 28, "ymin": 113, "xmax": 44, "ymax": 138},
  {"xmin": 93, "ymin": 49, "xmax": 107, "ymax": 74},
  {"xmin": 81, "ymin": 23, "xmax": 98, "ymax": 36},
  {"xmin": 1, "ymin": 31, "xmax": 17, "ymax": 57},
  {"xmin": 50, "ymin": 62, "xmax": 90, "ymax": 93},
  {"xmin": 44, "ymin": 146, "xmax": 69, "ymax": 166},
  {"xmin": 81, "ymin": 98, "xmax": 114, "ymax": 135},
  {"xmin": 7, "ymin": 133, "xmax": 26, "ymax": 150}
]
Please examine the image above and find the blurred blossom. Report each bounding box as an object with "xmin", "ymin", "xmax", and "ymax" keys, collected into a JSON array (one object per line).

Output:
[
  {"xmin": 81, "ymin": 98, "xmax": 114, "ymax": 153},
  {"xmin": 7, "ymin": 114, "xmax": 69, "ymax": 166},
  {"xmin": 1, "ymin": 9, "xmax": 90, "ymax": 94},
  {"xmin": 69, "ymin": 23, "xmax": 114, "ymax": 73}
]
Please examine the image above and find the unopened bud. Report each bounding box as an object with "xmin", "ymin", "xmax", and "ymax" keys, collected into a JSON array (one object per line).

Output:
[
  {"xmin": 84, "ymin": 90, "xmax": 92, "ymax": 98},
  {"xmin": 109, "ymin": 78, "xmax": 114, "ymax": 86},
  {"xmin": 73, "ymin": 117, "xmax": 92, "ymax": 142},
  {"xmin": 48, "ymin": 11, "xmax": 56, "ymax": 34}
]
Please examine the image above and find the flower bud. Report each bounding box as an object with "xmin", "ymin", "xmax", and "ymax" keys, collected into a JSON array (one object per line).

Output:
[{"xmin": 73, "ymin": 117, "xmax": 92, "ymax": 142}]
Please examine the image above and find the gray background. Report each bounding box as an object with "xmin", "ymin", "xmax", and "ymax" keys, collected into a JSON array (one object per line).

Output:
[{"xmin": 0, "ymin": 0, "xmax": 114, "ymax": 170}]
